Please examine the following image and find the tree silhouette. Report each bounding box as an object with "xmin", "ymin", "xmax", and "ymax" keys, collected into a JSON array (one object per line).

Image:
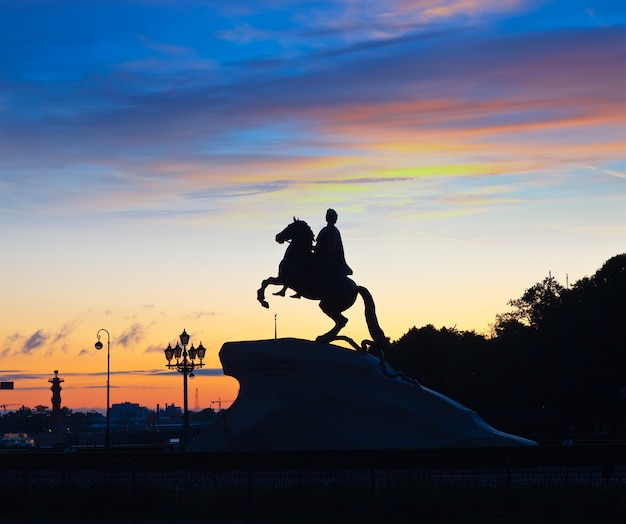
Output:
[
  {"xmin": 388, "ymin": 253, "xmax": 626, "ymax": 440},
  {"xmin": 494, "ymin": 274, "xmax": 564, "ymax": 330}
]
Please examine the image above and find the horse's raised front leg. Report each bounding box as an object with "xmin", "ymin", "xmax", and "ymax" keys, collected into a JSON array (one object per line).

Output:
[{"xmin": 257, "ymin": 276, "xmax": 282, "ymax": 309}]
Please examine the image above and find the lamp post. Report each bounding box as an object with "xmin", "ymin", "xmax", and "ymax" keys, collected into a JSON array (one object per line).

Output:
[
  {"xmin": 164, "ymin": 329, "xmax": 206, "ymax": 431},
  {"xmin": 94, "ymin": 328, "xmax": 111, "ymax": 448}
]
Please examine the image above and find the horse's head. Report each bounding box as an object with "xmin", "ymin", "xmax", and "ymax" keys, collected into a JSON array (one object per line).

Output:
[{"xmin": 276, "ymin": 217, "xmax": 314, "ymax": 247}]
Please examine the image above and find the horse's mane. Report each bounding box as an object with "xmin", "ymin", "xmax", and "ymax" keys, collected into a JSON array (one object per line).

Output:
[{"xmin": 292, "ymin": 218, "xmax": 314, "ymax": 243}]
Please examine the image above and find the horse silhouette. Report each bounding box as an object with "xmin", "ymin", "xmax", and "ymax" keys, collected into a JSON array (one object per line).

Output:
[{"xmin": 257, "ymin": 218, "xmax": 388, "ymax": 349}]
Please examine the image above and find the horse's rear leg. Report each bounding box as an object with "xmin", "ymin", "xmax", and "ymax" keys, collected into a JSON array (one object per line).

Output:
[{"xmin": 316, "ymin": 302, "xmax": 348, "ymax": 343}]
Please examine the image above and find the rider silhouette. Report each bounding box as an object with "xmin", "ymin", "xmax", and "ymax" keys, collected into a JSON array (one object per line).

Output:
[
  {"xmin": 314, "ymin": 208, "xmax": 353, "ymax": 288},
  {"xmin": 273, "ymin": 209, "xmax": 352, "ymax": 298}
]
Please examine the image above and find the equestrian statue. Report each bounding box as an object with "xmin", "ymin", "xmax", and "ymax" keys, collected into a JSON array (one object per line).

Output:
[{"xmin": 257, "ymin": 210, "xmax": 389, "ymax": 353}]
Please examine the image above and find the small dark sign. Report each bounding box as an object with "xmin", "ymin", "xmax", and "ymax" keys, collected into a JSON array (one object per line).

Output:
[{"xmin": 0, "ymin": 382, "xmax": 14, "ymax": 390}]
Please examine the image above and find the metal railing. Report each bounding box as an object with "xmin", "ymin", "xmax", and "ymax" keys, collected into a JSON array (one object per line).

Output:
[{"xmin": 1, "ymin": 445, "xmax": 624, "ymax": 522}]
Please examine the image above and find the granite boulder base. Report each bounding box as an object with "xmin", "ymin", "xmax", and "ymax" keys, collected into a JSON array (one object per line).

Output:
[{"xmin": 187, "ymin": 338, "xmax": 536, "ymax": 451}]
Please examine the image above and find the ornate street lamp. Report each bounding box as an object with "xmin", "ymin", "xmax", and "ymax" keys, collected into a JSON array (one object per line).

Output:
[
  {"xmin": 164, "ymin": 329, "xmax": 206, "ymax": 431},
  {"xmin": 94, "ymin": 329, "xmax": 111, "ymax": 448}
]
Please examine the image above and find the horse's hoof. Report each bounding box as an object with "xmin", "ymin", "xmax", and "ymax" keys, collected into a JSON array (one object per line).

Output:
[{"xmin": 260, "ymin": 300, "xmax": 270, "ymax": 309}]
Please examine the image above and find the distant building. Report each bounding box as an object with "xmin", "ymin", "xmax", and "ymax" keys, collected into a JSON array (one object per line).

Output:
[
  {"xmin": 156, "ymin": 403, "xmax": 183, "ymax": 426},
  {"xmin": 110, "ymin": 402, "xmax": 152, "ymax": 431}
]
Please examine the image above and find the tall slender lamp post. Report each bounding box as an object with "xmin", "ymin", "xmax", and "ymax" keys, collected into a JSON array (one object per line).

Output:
[
  {"xmin": 164, "ymin": 329, "xmax": 206, "ymax": 431},
  {"xmin": 94, "ymin": 328, "xmax": 111, "ymax": 448}
]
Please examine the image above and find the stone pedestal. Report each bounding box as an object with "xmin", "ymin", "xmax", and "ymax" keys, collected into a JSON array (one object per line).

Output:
[{"xmin": 187, "ymin": 338, "xmax": 536, "ymax": 451}]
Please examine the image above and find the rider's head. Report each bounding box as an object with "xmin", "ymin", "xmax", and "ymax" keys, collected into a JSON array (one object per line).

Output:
[{"xmin": 326, "ymin": 208, "xmax": 338, "ymax": 224}]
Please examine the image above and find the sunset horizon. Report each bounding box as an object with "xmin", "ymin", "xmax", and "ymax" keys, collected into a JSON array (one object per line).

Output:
[{"xmin": 1, "ymin": 0, "xmax": 624, "ymax": 412}]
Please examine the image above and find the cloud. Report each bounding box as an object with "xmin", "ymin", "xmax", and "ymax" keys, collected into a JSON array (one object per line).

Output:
[
  {"xmin": 0, "ymin": 372, "xmax": 44, "ymax": 382},
  {"xmin": 0, "ymin": 0, "xmax": 623, "ymax": 228},
  {"xmin": 291, "ymin": 0, "xmax": 526, "ymax": 43},
  {"xmin": 23, "ymin": 330, "xmax": 49, "ymax": 354},
  {"xmin": 3, "ymin": 317, "xmax": 93, "ymax": 358},
  {"xmin": 1, "ymin": 368, "xmax": 225, "ymax": 384},
  {"xmin": 5, "ymin": 333, "xmax": 21, "ymax": 343},
  {"xmin": 1, "ymin": 333, "xmax": 20, "ymax": 357},
  {"xmin": 187, "ymin": 311, "xmax": 219, "ymax": 320},
  {"xmin": 52, "ymin": 319, "xmax": 77, "ymax": 343},
  {"xmin": 116, "ymin": 323, "xmax": 145, "ymax": 348},
  {"xmin": 144, "ymin": 344, "xmax": 165, "ymax": 354},
  {"xmin": 216, "ymin": 23, "xmax": 278, "ymax": 45}
]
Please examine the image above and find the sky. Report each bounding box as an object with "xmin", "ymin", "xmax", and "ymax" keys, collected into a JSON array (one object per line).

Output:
[{"xmin": 0, "ymin": 0, "xmax": 624, "ymax": 414}]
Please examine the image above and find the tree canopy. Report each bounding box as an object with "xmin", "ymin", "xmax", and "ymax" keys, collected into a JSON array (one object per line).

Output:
[{"xmin": 386, "ymin": 253, "xmax": 626, "ymax": 440}]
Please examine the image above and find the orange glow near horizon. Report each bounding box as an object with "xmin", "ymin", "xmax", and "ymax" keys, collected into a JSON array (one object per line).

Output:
[{"xmin": 1, "ymin": 1, "xmax": 624, "ymax": 412}]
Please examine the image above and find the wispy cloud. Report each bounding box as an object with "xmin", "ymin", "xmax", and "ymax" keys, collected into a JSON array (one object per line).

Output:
[
  {"xmin": 52, "ymin": 319, "xmax": 78, "ymax": 346},
  {"xmin": 186, "ymin": 311, "xmax": 220, "ymax": 320},
  {"xmin": 23, "ymin": 330, "xmax": 49, "ymax": 354},
  {"xmin": 1, "ymin": 6, "xmax": 622, "ymax": 224},
  {"xmin": 0, "ymin": 0, "xmax": 624, "ymax": 393},
  {"xmin": 1, "ymin": 368, "xmax": 225, "ymax": 384},
  {"xmin": 116, "ymin": 323, "xmax": 145, "ymax": 348}
]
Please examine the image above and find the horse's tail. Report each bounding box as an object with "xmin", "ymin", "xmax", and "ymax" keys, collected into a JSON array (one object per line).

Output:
[
  {"xmin": 356, "ymin": 286, "xmax": 417, "ymax": 384},
  {"xmin": 356, "ymin": 285, "xmax": 389, "ymax": 350}
]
